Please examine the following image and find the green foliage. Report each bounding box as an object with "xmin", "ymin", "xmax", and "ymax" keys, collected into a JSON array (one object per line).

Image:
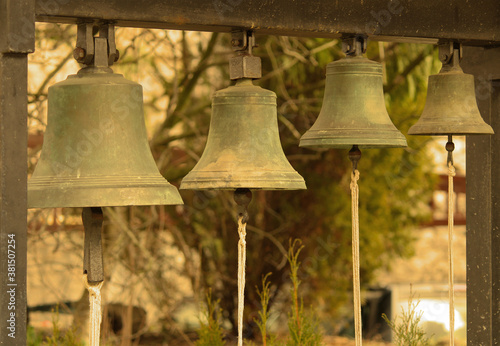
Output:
[
  {"xmin": 382, "ymin": 286, "xmax": 430, "ymax": 346},
  {"xmin": 254, "ymin": 273, "xmax": 273, "ymax": 346},
  {"xmin": 196, "ymin": 290, "xmax": 226, "ymax": 346},
  {"xmin": 286, "ymin": 239, "xmax": 322, "ymax": 346},
  {"xmin": 27, "ymin": 325, "xmax": 44, "ymax": 346},
  {"xmin": 42, "ymin": 308, "xmax": 83, "ymax": 346}
]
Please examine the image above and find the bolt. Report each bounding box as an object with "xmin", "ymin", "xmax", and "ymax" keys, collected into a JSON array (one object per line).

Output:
[
  {"xmin": 73, "ymin": 47, "xmax": 86, "ymax": 62},
  {"xmin": 114, "ymin": 49, "xmax": 120, "ymax": 62},
  {"xmin": 232, "ymin": 39, "xmax": 242, "ymax": 46}
]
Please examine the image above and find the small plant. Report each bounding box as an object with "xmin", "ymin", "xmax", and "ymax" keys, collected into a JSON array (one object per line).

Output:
[
  {"xmin": 196, "ymin": 289, "xmax": 226, "ymax": 346},
  {"xmin": 286, "ymin": 239, "xmax": 322, "ymax": 346},
  {"xmin": 382, "ymin": 285, "xmax": 429, "ymax": 346},
  {"xmin": 43, "ymin": 307, "xmax": 83, "ymax": 346},
  {"xmin": 254, "ymin": 273, "xmax": 281, "ymax": 346}
]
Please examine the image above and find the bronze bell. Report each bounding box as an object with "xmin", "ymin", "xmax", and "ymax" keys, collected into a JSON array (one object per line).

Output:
[
  {"xmin": 180, "ymin": 78, "xmax": 306, "ymax": 190},
  {"xmin": 408, "ymin": 45, "xmax": 493, "ymax": 136},
  {"xmin": 28, "ymin": 68, "xmax": 183, "ymax": 208},
  {"xmin": 299, "ymin": 55, "xmax": 407, "ymax": 149}
]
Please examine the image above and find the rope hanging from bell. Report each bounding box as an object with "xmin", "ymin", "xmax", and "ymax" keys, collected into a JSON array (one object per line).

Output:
[
  {"xmin": 234, "ymin": 189, "xmax": 252, "ymax": 346},
  {"xmin": 349, "ymin": 146, "xmax": 362, "ymax": 346},
  {"xmin": 446, "ymin": 136, "xmax": 456, "ymax": 345}
]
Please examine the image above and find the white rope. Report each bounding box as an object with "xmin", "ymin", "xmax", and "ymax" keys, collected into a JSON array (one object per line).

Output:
[
  {"xmin": 350, "ymin": 169, "xmax": 362, "ymax": 346},
  {"xmin": 448, "ymin": 161, "xmax": 456, "ymax": 346},
  {"xmin": 237, "ymin": 215, "xmax": 247, "ymax": 346},
  {"xmin": 83, "ymin": 274, "xmax": 104, "ymax": 346}
]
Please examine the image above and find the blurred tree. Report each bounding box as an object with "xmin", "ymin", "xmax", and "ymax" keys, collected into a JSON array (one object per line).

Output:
[{"xmin": 28, "ymin": 25, "xmax": 439, "ymax": 343}]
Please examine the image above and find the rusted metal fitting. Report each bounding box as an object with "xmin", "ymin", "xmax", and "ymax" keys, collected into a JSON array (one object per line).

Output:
[
  {"xmin": 73, "ymin": 47, "xmax": 86, "ymax": 63},
  {"xmin": 230, "ymin": 30, "xmax": 262, "ymax": 80},
  {"xmin": 234, "ymin": 188, "xmax": 252, "ymax": 223},
  {"xmin": 342, "ymin": 35, "xmax": 367, "ymax": 57},
  {"xmin": 438, "ymin": 42, "xmax": 462, "ymax": 72},
  {"xmin": 74, "ymin": 22, "xmax": 119, "ymax": 67},
  {"xmin": 349, "ymin": 145, "xmax": 362, "ymax": 172}
]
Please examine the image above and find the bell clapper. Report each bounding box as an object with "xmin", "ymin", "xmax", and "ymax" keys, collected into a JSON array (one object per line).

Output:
[
  {"xmin": 446, "ymin": 135, "xmax": 456, "ymax": 346},
  {"xmin": 348, "ymin": 145, "xmax": 363, "ymax": 346},
  {"xmin": 82, "ymin": 207, "xmax": 105, "ymax": 346},
  {"xmin": 234, "ymin": 188, "xmax": 252, "ymax": 346}
]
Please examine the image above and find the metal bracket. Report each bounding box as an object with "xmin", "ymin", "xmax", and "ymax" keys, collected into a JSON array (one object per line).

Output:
[
  {"xmin": 230, "ymin": 30, "xmax": 262, "ymax": 80},
  {"xmin": 83, "ymin": 207, "xmax": 104, "ymax": 283},
  {"xmin": 73, "ymin": 23, "xmax": 120, "ymax": 67},
  {"xmin": 231, "ymin": 30, "xmax": 255, "ymax": 53},
  {"xmin": 439, "ymin": 42, "xmax": 463, "ymax": 71},
  {"xmin": 342, "ymin": 35, "xmax": 367, "ymax": 57}
]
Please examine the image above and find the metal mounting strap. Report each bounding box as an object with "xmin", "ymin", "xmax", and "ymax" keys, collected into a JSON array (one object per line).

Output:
[
  {"xmin": 439, "ymin": 42, "xmax": 463, "ymax": 71},
  {"xmin": 230, "ymin": 30, "xmax": 262, "ymax": 80},
  {"xmin": 74, "ymin": 23, "xmax": 119, "ymax": 67},
  {"xmin": 342, "ymin": 35, "xmax": 367, "ymax": 57}
]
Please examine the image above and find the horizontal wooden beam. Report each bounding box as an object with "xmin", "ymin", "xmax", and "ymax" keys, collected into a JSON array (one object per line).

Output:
[{"xmin": 35, "ymin": 0, "xmax": 500, "ymax": 45}]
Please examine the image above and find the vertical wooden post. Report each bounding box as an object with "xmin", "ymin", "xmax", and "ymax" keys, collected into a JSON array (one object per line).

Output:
[
  {"xmin": 463, "ymin": 46, "xmax": 500, "ymax": 345},
  {"xmin": 0, "ymin": 0, "xmax": 34, "ymax": 344}
]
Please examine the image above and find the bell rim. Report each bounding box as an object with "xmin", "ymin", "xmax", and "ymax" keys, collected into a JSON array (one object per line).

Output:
[
  {"xmin": 299, "ymin": 140, "xmax": 408, "ymax": 149},
  {"xmin": 28, "ymin": 185, "xmax": 183, "ymax": 208},
  {"xmin": 408, "ymin": 124, "xmax": 494, "ymax": 136},
  {"xmin": 299, "ymin": 129, "xmax": 407, "ymax": 149},
  {"xmin": 28, "ymin": 175, "xmax": 183, "ymax": 208},
  {"xmin": 180, "ymin": 181, "xmax": 307, "ymax": 190},
  {"xmin": 180, "ymin": 171, "xmax": 306, "ymax": 190}
]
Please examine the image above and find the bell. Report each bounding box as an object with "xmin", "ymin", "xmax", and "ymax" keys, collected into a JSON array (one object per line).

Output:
[
  {"xmin": 408, "ymin": 61, "xmax": 493, "ymax": 136},
  {"xmin": 299, "ymin": 56, "xmax": 407, "ymax": 148},
  {"xmin": 180, "ymin": 79, "xmax": 306, "ymax": 190},
  {"xmin": 28, "ymin": 69, "xmax": 183, "ymax": 208}
]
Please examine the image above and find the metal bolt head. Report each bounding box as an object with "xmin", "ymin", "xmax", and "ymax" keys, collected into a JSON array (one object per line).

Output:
[{"xmin": 73, "ymin": 47, "xmax": 86, "ymax": 62}]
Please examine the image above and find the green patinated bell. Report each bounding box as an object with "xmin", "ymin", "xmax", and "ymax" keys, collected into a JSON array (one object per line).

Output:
[
  {"xmin": 408, "ymin": 65, "xmax": 493, "ymax": 136},
  {"xmin": 28, "ymin": 69, "xmax": 183, "ymax": 208},
  {"xmin": 299, "ymin": 56, "xmax": 407, "ymax": 149},
  {"xmin": 180, "ymin": 79, "xmax": 306, "ymax": 190}
]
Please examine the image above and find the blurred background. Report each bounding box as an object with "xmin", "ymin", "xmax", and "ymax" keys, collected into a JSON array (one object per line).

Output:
[{"xmin": 26, "ymin": 24, "xmax": 466, "ymax": 345}]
